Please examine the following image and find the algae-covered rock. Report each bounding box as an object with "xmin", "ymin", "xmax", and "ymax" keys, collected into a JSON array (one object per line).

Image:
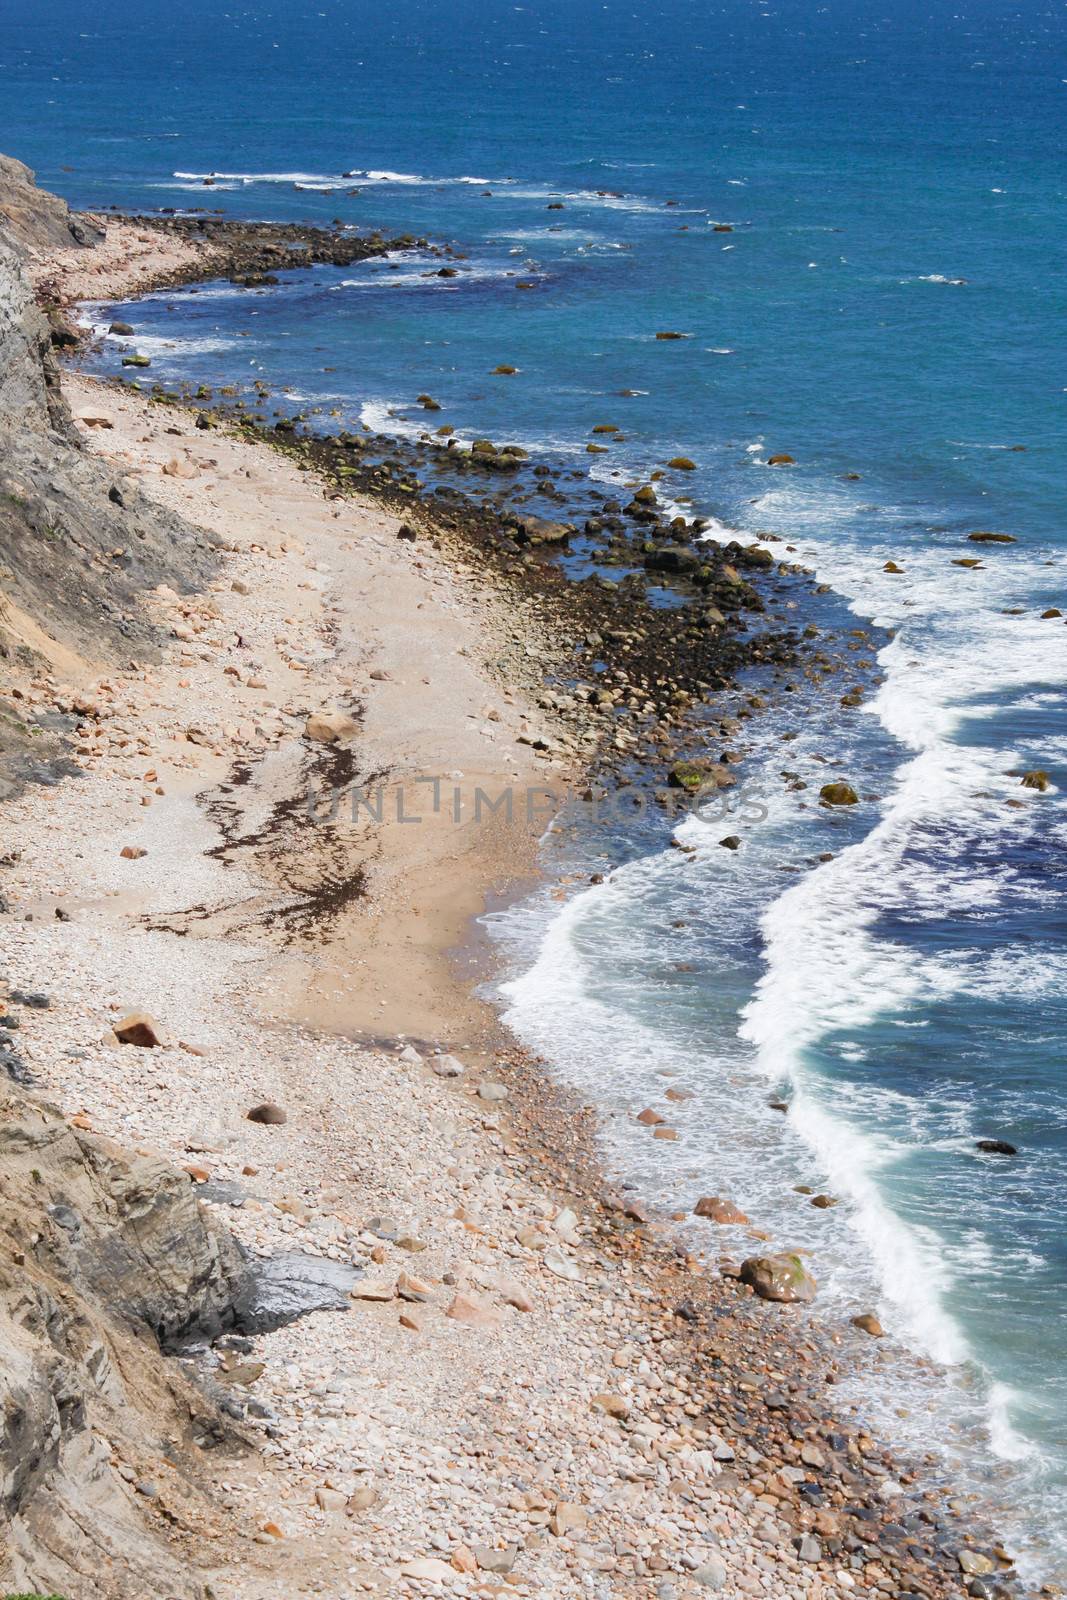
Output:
[
  {"xmin": 819, "ymin": 781, "xmax": 859, "ymax": 806},
  {"xmin": 740, "ymin": 1252, "xmax": 817, "ymax": 1304}
]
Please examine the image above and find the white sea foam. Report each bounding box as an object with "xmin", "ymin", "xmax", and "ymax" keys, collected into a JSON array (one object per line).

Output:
[{"xmin": 335, "ymin": 252, "xmax": 531, "ymax": 291}]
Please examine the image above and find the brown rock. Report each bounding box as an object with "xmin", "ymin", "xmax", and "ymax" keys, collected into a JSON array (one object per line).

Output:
[
  {"xmin": 636, "ymin": 1107, "xmax": 664, "ymax": 1126},
  {"xmin": 550, "ymin": 1502, "xmax": 589, "ymax": 1536},
  {"xmin": 852, "ymin": 1312, "xmax": 885, "ymax": 1337},
  {"xmin": 445, "ymin": 1291, "xmax": 502, "ymax": 1329},
  {"xmin": 351, "ymin": 1281, "xmax": 396, "ymax": 1302},
  {"xmin": 119, "ymin": 845, "xmax": 147, "ymax": 860},
  {"xmin": 246, "ymin": 1103, "xmax": 287, "ymax": 1125},
  {"xmin": 304, "ymin": 709, "xmax": 357, "ymax": 744},
  {"xmin": 1021, "ymin": 770, "xmax": 1049, "ymax": 791},
  {"xmin": 590, "ymin": 1393, "xmax": 630, "ymax": 1418},
  {"xmin": 113, "ymin": 1012, "xmax": 161, "ymax": 1048},
  {"xmin": 314, "ymin": 1486, "xmax": 347, "ymax": 1513},
  {"xmin": 767, "ymin": 453, "xmax": 795, "ymax": 466},
  {"xmin": 694, "ymin": 1196, "xmax": 749, "ymax": 1225},
  {"xmin": 396, "ymin": 1272, "xmax": 432, "ymax": 1302}
]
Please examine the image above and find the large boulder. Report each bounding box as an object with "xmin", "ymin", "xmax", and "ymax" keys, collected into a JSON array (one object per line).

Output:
[
  {"xmin": 740, "ymin": 1252, "xmax": 817, "ymax": 1304},
  {"xmin": 819, "ymin": 781, "xmax": 859, "ymax": 806},
  {"xmin": 643, "ymin": 545, "xmax": 700, "ymax": 575}
]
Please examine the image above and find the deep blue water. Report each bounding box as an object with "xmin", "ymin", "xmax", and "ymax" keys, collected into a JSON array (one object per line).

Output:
[{"xmin": 3, "ymin": 0, "xmax": 1066, "ymax": 1576}]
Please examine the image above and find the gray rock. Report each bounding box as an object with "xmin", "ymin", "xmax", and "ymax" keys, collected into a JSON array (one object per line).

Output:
[
  {"xmin": 797, "ymin": 1534, "xmax": 822, "ymax": 1562},
  {"xmin": 473, "ymin": 1545, "xmax": 519, "ymax": 1573},
  {"xmin": 234, "ymin": 1250, "xmax": 362, "ymax": 1334},
  {"xmin": 692, "ymin": 1556, "xmax": 728, "ymax": 1590}
]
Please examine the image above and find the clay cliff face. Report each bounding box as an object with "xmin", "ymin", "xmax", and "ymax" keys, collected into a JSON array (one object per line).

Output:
[{"xmin": 0, "ymin": 159, "xmax": 248, "ymax": 1599}]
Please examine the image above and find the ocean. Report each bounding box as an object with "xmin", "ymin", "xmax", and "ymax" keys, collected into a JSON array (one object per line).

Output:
[{"xmin": 3, "ymin": 0, "xmax": 1065, "ymax": 1577}]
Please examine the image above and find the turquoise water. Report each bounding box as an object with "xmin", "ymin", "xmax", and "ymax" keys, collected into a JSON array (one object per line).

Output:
[{"xmin": 3, "ymin": 0, "xmax": 1066, "ymax": 1574}]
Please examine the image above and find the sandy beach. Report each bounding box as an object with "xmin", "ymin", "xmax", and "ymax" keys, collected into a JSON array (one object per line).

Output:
[{"xmin": 0, "ymin": 212, "xmax": 1020, "ymax": 1600}]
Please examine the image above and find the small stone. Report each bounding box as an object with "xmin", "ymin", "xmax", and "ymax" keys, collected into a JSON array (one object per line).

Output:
[
  {"xmin": 590, "ymin": 1393, "xmax": 629, "ymax": 1418},
  {"xmin": 397, "ymin": 1272, "xmax": 432, "ymax": 1302},
  {"xmin": 401, "ymin": 1558, "xmax": 455, "ymax": 1582},
  {"xmin": 120, "ymin": 845, "xmax": 147, "ymax": 860},
  {"xmin": 473, "ymin": 1546, "xmax": 518, "ymax": 1574},
  {"xmin": 1021, "ymin": 770, "xmax": 1049, "ymax": 791},
  {"xmin": 851, "ymin": 1312, "xmax": 885, "ymax": 1337},
  {"xmin": 636, "ymin": 1108, "xmax": 664, "ymax": 1125},
  {"xmin": 246, "ymin": 1103, "xmax": 287, "ymax": 1125},
  {"xmin": 445, "ymin": 1291, "xmax": 502, "ymax": 1328},
  {"xmin": 114, "ymin": 1012, "xmax": 161, "ymax": 1048},
  {"xmin": 305, "ymin": 709, "xmax": 357, "ymax": 744},
  {"xmin": 958, "ymin": 1551, "xmax": 997, "ymax": 1577},
  {"xmin": 692, "ymin": 1556, "xmax": 728, "ymax": 1589},
  {"xmin": 495, "ymin": 1277, "xmax": 534, "ymax": 1312},
  {"xmin": 543, "ymin": 1249, "xmax": 582, "ymax": 1282},
  {"xmin": 351, "ymin": 1281, "xmax": 396, "ymax": 1302},
  {"xmin": 432, "ymin": 1053, "xmax": 465, "ymax": 1077},
  {"xmin": 477, "ymin": 1081, "xmax": 509, "ymax": 1101},
  {"xmin": 314, "ymin": 1486, "xmax": 347, "ymax": 1513},
  {"xmin": 797, "ymin": 1534, "xmax": 822, "ymax": 1562},
  {"xmin": 550, "ymin": 1501, "xmax": 589, "ymax": 1537},
  {"xmin": 346, "ymin": 1485, "xmax": 378, "ymax": 1513}
]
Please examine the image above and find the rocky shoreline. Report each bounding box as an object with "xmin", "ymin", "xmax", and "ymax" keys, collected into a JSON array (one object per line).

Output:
[{"xmin": 0, "ymin": 168, "xmax": 1030, "ymax": 1600}]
